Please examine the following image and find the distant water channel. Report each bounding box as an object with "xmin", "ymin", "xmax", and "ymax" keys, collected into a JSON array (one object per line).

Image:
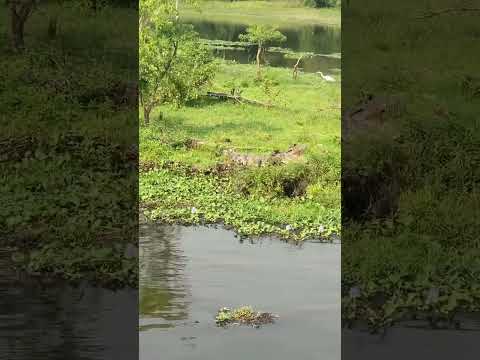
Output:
[
  {"xmin": 139, "ymin": 224, "xmax": 341, "ymax": 360},
  {"xmin": 187, "ymin": 20, "xmax": 341, "ymax": 74}
]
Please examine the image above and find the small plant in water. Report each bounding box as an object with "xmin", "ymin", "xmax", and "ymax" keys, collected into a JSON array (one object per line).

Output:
[
  {"xmin": 216, "ymin": 307, "xmax": 234, "ymax": 325},
  {"xmin": 215, "ymin": 306, "xmax": 278, "ymax": 328}
]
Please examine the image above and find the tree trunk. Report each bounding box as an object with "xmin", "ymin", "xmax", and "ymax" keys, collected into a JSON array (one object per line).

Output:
[
  {"xmin": 256, "ymin": 45, "xmax": 262, "ymax": 79},
  {"xmin": 143, "ymin": 106, "xmax": 151, "ymax": 125},
  {"xmin": 48, "ymin": 15, "xmax": 58, "ymax": 40},
  {"xmin": 11, "ymin": 11, "xmax": 25, "ymax": 50},
  {"xmin": 292, "ymin": 56, "xmax": 302, "ymax": 80},
  {"xmin": 9, "ymin": 0, "xmax": 35, "ymax": 51}
]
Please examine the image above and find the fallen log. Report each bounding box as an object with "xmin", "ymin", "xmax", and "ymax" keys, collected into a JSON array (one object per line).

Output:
[{"xmin": 206, "ymin": 91, "xmax": 272, "ymax": 107}]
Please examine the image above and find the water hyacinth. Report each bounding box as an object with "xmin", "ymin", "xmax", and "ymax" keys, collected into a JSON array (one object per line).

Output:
[{"xmin": 215, "ymin": 306, "xmax": 278, "ymax": 328}]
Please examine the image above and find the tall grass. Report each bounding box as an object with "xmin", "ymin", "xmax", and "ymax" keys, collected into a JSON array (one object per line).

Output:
[{"xmin": 342, "ymin": 0, "xmax": 480, "ymax": 327}]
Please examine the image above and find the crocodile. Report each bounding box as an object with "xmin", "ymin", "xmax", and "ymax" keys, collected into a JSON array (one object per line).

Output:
[{"xmin": 223, "ymin": 144, "xmax": 307, "ymax": 167}]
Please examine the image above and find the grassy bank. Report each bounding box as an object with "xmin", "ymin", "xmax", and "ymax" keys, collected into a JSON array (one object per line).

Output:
[
  {"xmin": 140, "ymin": 61, "xmax": 340, "ymax": 240},
  {"xmin": 181, "ymin": 1, "xmax": 341, "ymax": 26},
  {"xmin": 342, "ymin": 0, "xmax": 480, "ymax": 329},
  {"xmin": 1, "ymin": 5, "xmax": 138, "ymax": 287}
]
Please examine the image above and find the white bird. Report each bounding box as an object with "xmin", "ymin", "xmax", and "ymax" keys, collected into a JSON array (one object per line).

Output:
[
  {"xmin": 191, "ymin": 207, "xmax": 197, "ymax": 214},
  {"xmin": 317, "ymin": 71, "xmax": 335, "ymax": 82}
]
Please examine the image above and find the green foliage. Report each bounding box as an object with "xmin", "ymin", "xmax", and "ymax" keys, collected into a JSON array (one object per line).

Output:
[
  {"xmin": 215, "ymin": 306, "xmax": 275, "ymax": 327},
  {"xmin": 139, "ymin": 0, "xmax": 216, "ymax": 123},
  {"xmin": 181, "ymin": 1, "xmax": 340, "ymax": 27},
  {"xmin": 342, "ymin": 0, "xmax": 480, "ymax": 329},
  {"xmin": 140, "ymin": 62, "xmax": 341, "ymax": 240},
  {"xmin": 1, "ymin": 4, "xmax": 137, "ymax": 288},
  {"xmin": 234, "ymin": 162, "xmax": 311, "ymax": 198},
  {"xmin": 232, "ymin": 306, "xmax": 256, "ymax": 320},
  {"xmin": 304, "ymin": 0, "xmax": 339, "ymax": 8},
  {"xmin": 239, "ymin": 24, "xmax": 286, "ymax": 78},
  {"xmin": 257, "ymin": 76, "xmax": 282, "ymax": 104},
  {"xmin": 141, "ymin": 168, "xmax": 339, "ymax": 240},
  {"xmin": 215, "ymin": 308, "xmax": 234, "ymax": 325},
  {"xmin": 239, "ymin": 24, "xmax": 286, "ymax": 47}
]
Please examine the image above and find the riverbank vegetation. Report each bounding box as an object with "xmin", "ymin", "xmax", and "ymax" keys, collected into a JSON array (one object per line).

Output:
[
  {"xmin": 1, "ymin": 3, "xmax": 138, "ymax": 287},
  {"xmin": 141, "ymin": 61, "xmax": 340, "ymax": 240},
  {"xmin": 181, "ymin": 0, "xmax": 340, "ymax": 26},
  {"xmin": 342, "ymin": 0, "xmax": 480, "ymax": 330},
  {"xmin": 140, "ymin": 1, "xmax": 341, "ymax": 240}
]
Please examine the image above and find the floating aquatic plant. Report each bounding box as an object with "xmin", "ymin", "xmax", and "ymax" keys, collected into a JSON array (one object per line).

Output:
[{"xmin": 215, "ymin": 306, "xmax": 278, "ymax": 328}]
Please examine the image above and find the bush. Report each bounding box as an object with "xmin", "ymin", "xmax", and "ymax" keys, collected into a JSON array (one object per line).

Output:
[
  {"xmin": 304, "ymin": 0, "xmax": 338, "ymax": 8},
  {"xmin": 233, "ymin": 162, "xmax": 315, "ymax": 199}
]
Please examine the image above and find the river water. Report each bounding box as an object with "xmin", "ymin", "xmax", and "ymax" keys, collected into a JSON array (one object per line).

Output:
[
  {"xmin": 0, "ymin": 249, "xmax": 138, "ymax": 359},
  {"xmin": 188, "ymin": 20, "xmax": 341, "ymax": 74},
  {"xmin": 139, "ymin": 224, "xmax": 341, "ymax": 360},
  {"xmin": 343, "ymin": 323, "xmax": 480, "ymax": 359}
]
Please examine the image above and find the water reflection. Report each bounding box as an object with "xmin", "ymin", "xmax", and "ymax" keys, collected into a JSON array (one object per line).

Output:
[
  {"xmin": 188, "ymin": 20, "xmax": 341, "ymax": 54},
  {"xmin": 140, "ymin": 225, "xmax": 190, "ymax": 321},
  {"xmin": 186, "ymin": 20, "xmax": 341, "ymax": 73},
  {"xmin": 343, "ymin": 324, "xmax": 480, "ymax": 359},
  {"xmin": 213, "ymin": 47, "xmax": 340, "ymax": 73},
  {"xmin": 0, "ymin": 250, "xmax": 138, "ymax": 360}
]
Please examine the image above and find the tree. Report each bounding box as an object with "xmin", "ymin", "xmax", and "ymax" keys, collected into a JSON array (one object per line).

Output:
[
  {"xmin": 7, "ymin": 0, "xmax": 36, "ymax": 51},
  {"xmin": 139, "ymin": 0, "xmax": 216, "ymax": 124},
  {"xmin": 239, "ymin": 25, "xmax": 286, "ymax": 79}
]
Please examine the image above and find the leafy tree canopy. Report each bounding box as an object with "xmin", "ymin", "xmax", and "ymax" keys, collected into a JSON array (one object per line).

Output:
[
  {"xmin": 139, "ymin": 0, "xmax": 216, "ymax": 124},
  {"xmin": 238, "ymin": 24, "xmax": 286, "ymax": 47}
]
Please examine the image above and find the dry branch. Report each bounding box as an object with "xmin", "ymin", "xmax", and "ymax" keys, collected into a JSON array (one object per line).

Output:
[{"xmin": 292, "ymin": 55, "xmax": 303, "ymax": 80}]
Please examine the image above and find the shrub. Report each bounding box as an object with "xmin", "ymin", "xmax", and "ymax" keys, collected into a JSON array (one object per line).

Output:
[{"xmin": 304, "ymin": 0, "xmax": 338, "ymax": 8}]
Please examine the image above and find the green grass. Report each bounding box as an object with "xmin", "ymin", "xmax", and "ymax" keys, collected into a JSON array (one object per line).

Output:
[
  {"xmin": 342, "ymin": 0, "xmax": 480, "ymax": 329},
  {"xmin": 1, "ymin": 4, "xmax": 138, "ymax": 287},
  {"xmin": 181, "ymin": 1, "xmax": 341, "ymax": 26},
  {"xmin": 140, "ymin": 61, "xmax": 340, "ymax": 240}
]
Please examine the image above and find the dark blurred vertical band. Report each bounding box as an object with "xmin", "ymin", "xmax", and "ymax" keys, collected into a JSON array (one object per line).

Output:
[
  {"xmin": 0, "ymin": 1, "xmax": 139, "ymax": 359},
  {"xmin": 342, "ymin": 1, "xmax": 480, "ymax": 358}
]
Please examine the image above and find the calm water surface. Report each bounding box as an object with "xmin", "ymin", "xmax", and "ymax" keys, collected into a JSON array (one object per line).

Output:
[
  {"xmin": 0, "ymin": 250, "xmax": 138, "ymax": 359},
  {"xmin": 343, "ymin": 323, "xmax": 480, "ymax": 359},
  {"xmin": 188, "ymin": 20, "xmax": 341, "ymax": 73},
  {"xmin": 139, "ymin": 224, "xmax": 341, "ymax": 360}
]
